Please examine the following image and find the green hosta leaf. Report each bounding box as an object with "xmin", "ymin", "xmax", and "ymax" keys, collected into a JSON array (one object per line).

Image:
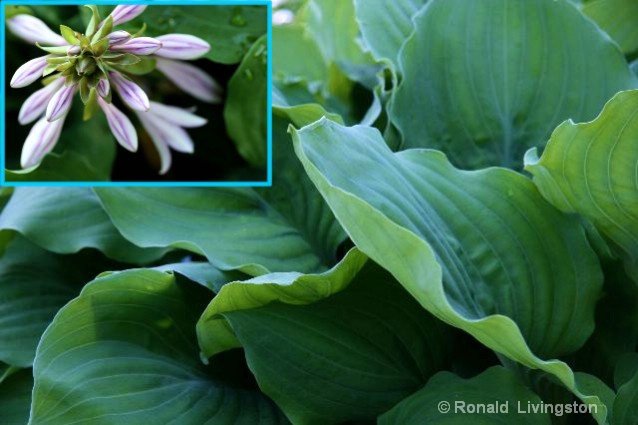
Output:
[
  {"xmin": 197, "ymin": 248, "xmax": 367, "ymax": 356},
  {"xmin": 96, "ymin": 187, "xmax": 345, "ymax": 275},
  {"xmin": 154, "ymin": 262, "xmax": 246, "ymax": 293},
  {"xmin": 613, "ymin": 358, "xmax": 638, "ymax": 424},
  {"xmin": 380, "ymin": 367, "xmax": 550, "ymax": 424},
  {"xmin": 0, "ymin": 237, "xmax": 115, "ymax": 368},
  {"xmin": 583, "ymin": 0, "xmax": 638, "ymax": 55},
  {"xmin": 392, "ymin": 0, "xmax": 637, "ymax": 169},
  {"xmin": 273, "ymin": 25, "xmax": 328, "ymax": 85},
  {"xmin": 0, "ymin": 368, "xmax": 33, "ymax": 425},
  {"xmin": 292, "ymin": 119, "xmax": 606, "ymax": 422},
  {"xmin": 0, "ymin": 188, "xmax": 166, "ymax": 264},
  {"xmin": 120, "ymin": 5, "xmax": 267, "ymax": 64},
  {"xmin": 30, "ymin": 269, "xmax": 287, "ymax": 425},
  {"xmin": 273, "ymin": 87, "xmax": 343, "ymax": 126},
  {"xmin": 306, "ymin": 0, "xmax": 375, "ymax": 77},
  {"xmin": 199, "ymin": 249, "xmax": 454, "ymax": 424},
  {"xmin": 225, "ymin": 35, "xmax": 268, "ymax": 168},
  {"xmin": 525, "ymin": 90, "xmax": 638, "ymax": 283},
  {"xmin": 354, "ymin": 0, "xmax": 427, "ymax": 64}
]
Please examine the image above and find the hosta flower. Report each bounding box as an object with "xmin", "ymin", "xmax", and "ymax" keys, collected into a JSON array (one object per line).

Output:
[{"xmin": 8, "ymin": 5, "xmax": 220, "ymax": 172}]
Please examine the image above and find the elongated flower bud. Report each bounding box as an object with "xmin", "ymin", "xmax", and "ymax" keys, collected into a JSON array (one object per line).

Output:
[
  {"xmin": 46, "ymin": 83, "xmax": 77, "ymax": 121},
  {"xmin": 18, "ymin": 78, "xmax": 65, "ymax": 125},
  {"xmin": 98, "ymin": 97, "xmax": 138, "ymax": 152},
  {"xmin": 136, "ymin": 112, "xmax": 172, "ymax": 175},
  {"xmin": 21, "ymin": 114, "xmax": 66, "ymax": 168},
  {"xmin": 148, "ymin": 102, "xmax": 207, "ymax": 128},
  {"xmin": 108, "ymin": 5, "xmax": 147, "ymax": 26},
  {"xmin": 67, "ymin": 45, "xmax": 81, "ymax": 55},
  {"xmin": 139, "ymin": 111, "xmax": 194, "ymax": 153},
  {"xmin": 97, "ymin": 79, "xmax": 110, "ymax": 99},
  {"xmin": 7, "ymin": 14, "xmax": 67, "ymax": 46},
  {"xmin": 110, "ymin": 72, "xmax": 150, "ymax": 111},
  {"xmin": 110, "ymin": 36, "xmax": 162, "ymax": 56},
  {"xmin": 10, "ymin": 55, "xmax": 50, "ymax": 88},
  {"xmin": 154, "ymin": 34, "xmax": 210, "ymax": 60},
  {"xmin": 106, "ymin": 30, "xmax": 131, "ymax": 45},
  {"xmin": 155, "ymin": 58, "xmax": 222, "ymax": 103}
]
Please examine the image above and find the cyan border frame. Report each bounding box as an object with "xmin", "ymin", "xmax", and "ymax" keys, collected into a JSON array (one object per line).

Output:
[{"xmin": 0, "ymin": 0, "xmax": 273, "ymax": 187}]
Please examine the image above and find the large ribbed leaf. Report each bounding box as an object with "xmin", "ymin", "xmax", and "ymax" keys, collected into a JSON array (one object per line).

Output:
[
  {"xmin": 392, "ymin": 0, "xmax": 637, "ymax": 169},
  {"xmin": 525, "ymin": 90, "xmax": 638, "ymax": 283},
  {"xmin": 30, "ymin": 269, "xmax": 287, "ymax": 425},
  {"xmin": 354, "ymin": 0, "xmax": 427, "ymax": 64},
  {"xmin": 0, "ymin": 237, "xmax": 114, "ymax": 368},
  {"xmin": 198, "ymin": 249, "xmax": 453, "ymax": 425},
  {"xmin": 379, "ymin": 367, "xmax": 550, "ymax": 424},
  {"xmin": 583, "ymin": 0, "xmax": 638, "ymax": 55},
  {"xmin": 96, "ymin": 132, "xmax": 346, "ymax": 276},
  {"xmin": 0, "ymin": 188, "xmax": 166, "ymax": 264},
  {"xmin": 292, "ymin": 119, "xmax": 606, "ymax": 422}
]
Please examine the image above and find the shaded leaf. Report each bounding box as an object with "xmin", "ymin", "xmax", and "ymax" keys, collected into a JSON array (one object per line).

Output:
[
  {"xmin": 200, "ymin": 250, "xmax": 454, "ymax": 424},
  {"xmin": 0, "ymin": 188, "xmax": 166, "ymax": 264},
  {"xmin": 30, "ymin": 269, "xmax": 287, "ymax": 425},
  {"xmin": 225, "ymin": 35, "xmax": 268, "ymax": 168}
]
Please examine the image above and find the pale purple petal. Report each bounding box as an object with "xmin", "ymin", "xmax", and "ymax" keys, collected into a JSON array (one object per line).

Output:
[
  {"xmin": 18, "ymin": 78, "xmax": 65, "ymax": 125},
  {"xmin": 67, "ymin": 45, "xmax": 81, "ymax": 55},
  {"xmin": 108, "ymin": 5, "xmax": 147, "ymax": 26},
  {"xmin": 110, "ymin": 72, "xmax": 150, "ymax": 111},
  {"xmin": 143, "ymin": 114, "xmax": 194, "ymax": 153},
  {"xmin": 154, "ymin": 34, "xmax": 210, "ymax": 60},
  {"xmin": 7, "ymin": 14, "xmax": 67, "ymax": 46},
  {"xmin": 106, "ymin": 30, "xmax": 131, "ymax": 45},
  {"xmin": 155, "ymin": 58, "xmax": 222, "ymax": 103},
  {"xmin": 21, "ymin": 114, "xmax": 66, "ymax": 168},
  {"xmin": 10, "ymin": 55, "xmax": 49, "ymax": 88},
  {"xmin": 148, "ymin": 101, "xmax": 207, "ymax": 128},
  {"xmin": 98, "ymin": 97, "xmax": 138, "ymax": 152},
  {"xmin": 137, "ymin": 112, "xmax": 172, "ymax": 175},
  {"xmin": 46, "ymin": 83, "xmax": 77, "ymax": 122},
  {"xmin": 110, "ymin": 37, "xmax": 162, "ymax": 55},
  {"xmin": 97, "ymin": 79, "xmax": 110, "ymax": 99}
]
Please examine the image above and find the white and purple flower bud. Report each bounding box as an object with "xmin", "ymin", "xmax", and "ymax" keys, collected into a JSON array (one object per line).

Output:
[
  {"xmin": 21, "ymin": 114, "xmax": 66, "ymax": 168},
  {"xmin": 7, "ymin": 14, "xmax": 67, "ymax": 46},
  {"xmin": 10, "ymin": 55, "xmax": 50, "ymax": 88},
  {"xmin": 137, "ymin": 111, "xmax": 172, "ymax": 175},
  {"xmin": 97, "ymin": 79, "xmax": 110, "ymax": 99},
  {"xmin": 98, "ymin": 97, "xmax": 138, "ymax": 152},
  {"xmin": 46, "ymin": 83, "xmax": 77, "ymax": 122},
  {"xmin": 67, "ymin": 45, "xmax": 81, "ymax": 55},
  {"xmin": 148, "ymin": 101, "xmax": 207, "ymax": 128},
  {"xmin": 110, "ymin": 37, "xmax": 162, "ymax": 56},
  {"xmin": 155, "ymin": 58, "xmax": 222, "ymax": 103},
  {"xmin": 154, "ymin": 34, "xmax": 210, "ymax": 60},
  {"xmin": 108, "ymin": 5, "xmax": 147, "ymax": 26},
  {"xmin": 110, "ymin": 72, "xmax": 150, "ymax": 111},
  {"xmin": 106, "ymin": 30, "xmax": 131, "ymax": 46},
  {"xmin": 18, "ymin": 78, "xmax": 65, "ymax": 125},
  {"xmin": 142, "ymin": 113, "xmax": 194, "ymax": 153}
]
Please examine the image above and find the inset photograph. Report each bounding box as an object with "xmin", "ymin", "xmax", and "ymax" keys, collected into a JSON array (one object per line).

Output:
[{"xmin": 2, "ymin": 2, "xmax": 270, "ymax": 185}]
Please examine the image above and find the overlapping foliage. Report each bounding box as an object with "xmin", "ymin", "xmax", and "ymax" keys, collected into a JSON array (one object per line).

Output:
[{"xmin": 1, "ymin": 0, "xmax": 638, "ymax": 424}]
